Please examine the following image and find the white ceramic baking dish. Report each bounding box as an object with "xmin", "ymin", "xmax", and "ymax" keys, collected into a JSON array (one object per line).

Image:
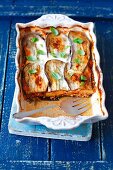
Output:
[{"xmin": 14, "ymin": 14, "xmax": 108, "ymax": 130}]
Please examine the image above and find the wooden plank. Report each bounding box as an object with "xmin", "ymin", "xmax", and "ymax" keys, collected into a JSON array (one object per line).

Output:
[
  {"xmin": 95, "ymin": 21, "xmax": 113, "ymax": 161},
  {"xmin": 14, "ymin": 0, "xmax": 113, "ymax": 11},
  {"xmin": 50, "ymin": 123, "xmax": 101, "ymax": 161},
  {"xmin": 0, "ymin": 18, "xmax": 49, "ymax": 161},
  {"xmin": 14, "ymin": 0, "xmax": 103, "ymax": 6},
  {"xmin": 0, "ymin": 3, "xmax": 113, "ymax": 19},
  {"xmin": 14, "ymin": 0, "xmax": 57, "ymax": 5},
  {"xmin": 0, "ymin": 0, "xmax": 13, "ymax": 5},
  {"xmin": 0, "ymin": 161, "xmax": 113, "ymax": 170},
  {"xmin": 0, "ymin": 19, "xmax": 10, "ymax": 126}
]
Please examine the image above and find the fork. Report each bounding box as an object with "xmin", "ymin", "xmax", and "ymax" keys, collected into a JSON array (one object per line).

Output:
[
  {"xmin": 13, "ymin": 98, "xmax": 91, "ymax": 119},
  {"xmin": 60, "ymin": 97, "xmax": 91, "ymax": 115}
]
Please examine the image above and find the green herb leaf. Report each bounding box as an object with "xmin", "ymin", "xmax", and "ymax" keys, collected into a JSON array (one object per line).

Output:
[
  {"xmin": 60, "ymin": 52, "xmax": 67, "ymax": 58},
  {"xmin": 74, "ymin": 58, "xmax": 81, "ymax": 64},
  {"xmin": 80, "ymin": 81, "xmax": 85, "ymax": 86},
  {"xmin": 40, "ymin": 44, "xmax": 43, "ymax": 47},
  {"xmin": 28, "ymin": 69, "xmax": 37, "ymax": 74},
  {"xmin": 77, "ymin": 49, "xmax": 85, "ymax": 56},
  {"xmin": 27, "ymin": 56, "xmax": 37, "ymax": 61},
  {"xmin": 80, "ymin": 75, "xmax": 87, "ymax": 81},
  {"xmin": 73, "ymin": 38, "xmax": 83, "ymax": 44},
  {"xmin": 50, "ymin": 51, "xmax": 57, "ymax": 58},
  {"xmin": 51, "ymin": 72, "xmax": 61, "ymax": 80},
  {"xmin": 37, "ymin": 50, "xmax": 45, "ymax": 55},
  {"xmin": 31, "ymin": 37, "xmax": 39, "ymax": 43},
  {"xmin": 65, "ymin": 45, "xmax": 70, "ymax": 49},
  {"xmin": 50, "ymin": 27, "xmax": 59, "ymax": 36}
]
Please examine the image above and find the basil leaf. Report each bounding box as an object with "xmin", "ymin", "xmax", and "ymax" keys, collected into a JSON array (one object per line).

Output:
[
  {"xmin": 51, "ymin": 72, "xmax": 61, "ymax": 80},
  {"xmin": 73, "ymin": 38, "xmax": 83, "ymax": 44},
  {"xmin": 37, "ymin": 50, "xmax": 45, "ymax": 55},
  {"xmin": 74, "ymin": 58, "xmax": 81, "ymax": 64},
  {"xmin": 50, "ymin": 51, "xmax": 57, "ymax": 58},
  {"xmin": 65, "ymin": 45, "xmax": 70, "ymax": 49},
  {"xmin": 77, "ymin": 49, "xmax": 85, "ymax": 56},
  {"xmin": 29, "ymin": 69, "xmax": 37, "ymax": 74},
  {"xmin": 40, "ymin": 44, "xmax": 43, "ymax": 47},
  {"xmin": 50, "ymin": 27, "xmax": 59, "ymax": 36},
  {"xmin": 80, "ymin": 81, "xmax": 85, "ymax": 86},
  {"xmin": 60, "ymin": 52, "xmax": 67, "ymax": 58},
  {"xmin": 27, "ymin": 56, "xmax": 37, "ymax": 61},
  {"xmin": 31, "ymin": 37, "xmax": 39, "ymax": 42},
  {"xmin": 80, "ymin": 75, "xmax": 87, "ymax": 81}
]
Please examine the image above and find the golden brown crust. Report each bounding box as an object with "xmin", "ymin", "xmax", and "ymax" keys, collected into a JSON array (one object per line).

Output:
[
  {"xmin": 22, "ymin": 63, "xmax": 48, "ymax": 94},
  {"xmin": 46, "ymin": 33, "xmax": 65, "ymax": 52},
  {"xmin": 24, "ymin": 89, "xmax": 95, "ymax": 101}
]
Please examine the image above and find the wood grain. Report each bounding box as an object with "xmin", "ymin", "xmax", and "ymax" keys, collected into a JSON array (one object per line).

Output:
[
  {"xmin": 0, "ymin": 18, "xmax": 49, "ymax": 161},
  {"xmin": 0, "ymin": 0, "xmax": 112, "ymax": 168},
  {"xmin": 96, "ymin": 21, "xmax": 113, "ymax": 161},
  {"xmin": 50, "ymin": 123, "xmax": 101, "ymax": 161},
  {"xmin": 0, "ymin": 19, "xmax": 10, "ymax": 127},
  {"xmin": 0, "ymin": 1, "xmax": 113, "ymax": 19},
  {"xmin": 0, "ymin": 161, "xmax": 113, "ymax": 170}
]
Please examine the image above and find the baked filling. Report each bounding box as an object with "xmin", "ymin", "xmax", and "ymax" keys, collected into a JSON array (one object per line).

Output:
[{"xmin": 19, "ymin": 26, "xmax": 95, "ymax": 100}]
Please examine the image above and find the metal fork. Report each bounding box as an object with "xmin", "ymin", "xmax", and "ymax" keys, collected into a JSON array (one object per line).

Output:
[
  {"xmin": 60, "ymin": 97, "xmax": 91, "ymax": 116},
  {"xmin": 13, "ymin": 98, "xmax": 91, "ymax": 119}
]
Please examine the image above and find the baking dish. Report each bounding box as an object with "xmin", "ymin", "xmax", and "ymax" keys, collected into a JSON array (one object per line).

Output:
[{"xmin": 14, "ymin": 14, "xmax": 108, "ymax": 130}]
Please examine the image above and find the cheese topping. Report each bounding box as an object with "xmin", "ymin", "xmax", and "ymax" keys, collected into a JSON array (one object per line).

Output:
[{"xmin": 21, "ymin": 27, "xmax": 94, "ymax": 98}]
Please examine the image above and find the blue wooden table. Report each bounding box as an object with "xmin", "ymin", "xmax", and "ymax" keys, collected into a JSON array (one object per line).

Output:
[{"xmin": 0, "ymin": 1, "xmax": 113, "ymax": 169}]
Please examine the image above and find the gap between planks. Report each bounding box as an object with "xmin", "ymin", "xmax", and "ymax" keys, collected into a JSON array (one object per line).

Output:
[{"xmin": 0, "ymin": 19, "xmax": 12, "ymax": 130}]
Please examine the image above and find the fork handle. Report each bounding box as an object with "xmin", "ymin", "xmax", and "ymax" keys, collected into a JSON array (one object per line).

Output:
[{"xmin": 13, "ymin": 104, "xmax": 57, "ymax": 119}]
